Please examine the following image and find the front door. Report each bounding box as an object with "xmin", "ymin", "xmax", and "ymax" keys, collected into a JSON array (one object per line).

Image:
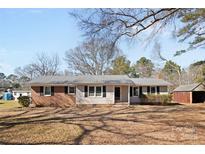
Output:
[{"xmin": 115, "ymin": 87, "xmax": 120, "ymax": 102}]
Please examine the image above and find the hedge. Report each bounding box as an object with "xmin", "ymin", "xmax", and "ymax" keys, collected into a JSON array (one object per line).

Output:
[
  {"xmin": 140, "ymin": 94, "xmax": 172, "ymax": 104},
  {"xmin": 17, "ymin": 96, "xmax": 31, "ymax": 107}
]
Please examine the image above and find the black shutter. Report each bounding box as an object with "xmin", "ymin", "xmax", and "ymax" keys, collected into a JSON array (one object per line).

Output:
[
  {"xmin": 84, "ymin": 86, "xmax": 88, "ymax": 97},
  {"xmin": 64, "ymin": 86, "xmax": 68, "ymax": 94},
  {"xmin": 40, "ymin": 86, "xmax": 44, "ymax": 96},
  {"xmin": 103, "ymin": 86, "xmax": 106, "ymax": 97},
  {"xmin": 51, "ymin": 86, "xmax": 54, "ymax": 96},
  {"xmin": 157, "ymin": 86, "xmax": 160, "ymax": 94},
  {"xmin": 130, "ymin": 86, "xmax": 132, "ymax": 97},
  {"xmin": 139, "ymin": 86, "xmax": 142, "ymax": 95},
  {"xmin": 147, "ymin": 86, "xmax": 150, "ymax": 94}
]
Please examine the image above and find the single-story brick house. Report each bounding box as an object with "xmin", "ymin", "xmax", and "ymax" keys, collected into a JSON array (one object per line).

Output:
[
  {"xmin": 172, "ymin": 83, "xmax": 205, "ymax": 104},
  {"xmin": 29, "ymin": 75, "xmax": 172, "ymax": 107}
]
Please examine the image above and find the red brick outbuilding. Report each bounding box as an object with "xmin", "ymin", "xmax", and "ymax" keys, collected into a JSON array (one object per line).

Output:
[{"xmin": 172, "ymin": 83, "xmax": 205, "ymax": 104}]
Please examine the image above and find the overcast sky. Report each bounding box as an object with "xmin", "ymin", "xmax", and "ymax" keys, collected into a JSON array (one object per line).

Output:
[{"xmin": 1, "ymin": 8, "xmax": 205, "ymax": 75}]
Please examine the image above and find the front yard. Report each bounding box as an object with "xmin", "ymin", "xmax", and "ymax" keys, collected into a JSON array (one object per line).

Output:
[
  {"xmin": 0, "ymin": 100, "xmax": 21, "ymax": 109},
  {"xmin": 0, "ymin": 103, "xmax": 205, "ymax": 144}
]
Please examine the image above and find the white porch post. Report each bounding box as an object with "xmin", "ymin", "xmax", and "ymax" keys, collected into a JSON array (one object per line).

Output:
[{"xmin": 128, "ymin": 84, "xmax": 130, "ymax": 106}]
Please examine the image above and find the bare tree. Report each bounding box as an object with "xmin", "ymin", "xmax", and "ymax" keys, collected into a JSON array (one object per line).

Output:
[
  {"xmin": 70, "ymin": 9, "xmax": 182, "ymax": 46},
  {"xmin": 153, "ymin": 42, "xmax": 182, "ymax": 85},
  {"xmin": 64, "ymin": 39, "xmax": 120, "ymax": 75},
  {"xmin": 15, "ymin": 52, "xmax": 60, "ymax": 79}
]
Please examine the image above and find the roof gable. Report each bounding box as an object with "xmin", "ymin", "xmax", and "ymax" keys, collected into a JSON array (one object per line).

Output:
[{"xmin": 173, "ymin": 83, "xmax": 205, "ymax": 92}]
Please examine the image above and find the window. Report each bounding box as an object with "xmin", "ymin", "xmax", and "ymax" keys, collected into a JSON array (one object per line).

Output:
[
  {"xmin": 160, "ymin": 86, "xmax": 168, "ymax": 93},
  {"xmin": 44, "ymin": 86, "xmax": 51, "ymax": 96},
  {"xmin": 89, "ymin": 86, "xmax": 95, "ymax": 96},
  {"xmin": 96, "ymin": 86, "xmax": 102, "ymax": 96},
  {"xmin": 69, "ymin": 86, "xmax": 75, "ymax": 94},
  {"xmin": 133, "ymin": 87, "xmax": 139, "ymax": 96},
  {"xmin": 151, "ymin": 87, "xmax": 156, "ymax": 94}
]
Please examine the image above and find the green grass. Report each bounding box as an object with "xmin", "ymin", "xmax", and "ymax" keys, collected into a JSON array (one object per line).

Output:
[{"xmin": 0, "ymin": 100, "xmax": 21, "ymax": 109}]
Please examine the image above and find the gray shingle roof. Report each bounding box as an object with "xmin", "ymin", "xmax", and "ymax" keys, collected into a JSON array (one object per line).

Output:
[
  {"xmin": 29, "ymin": 75, "xmax": 133, "ymax": 85},
  {"xmin": 131, "ymin": 78, "xmax": 172, "ymax": 86},
  {"xmin": 29, "ymin": 75, "xmax": 172, "ymax": 86},
  {"xmin": 173, "ymin": 83, "xmax": 205, "ymax": 92}
]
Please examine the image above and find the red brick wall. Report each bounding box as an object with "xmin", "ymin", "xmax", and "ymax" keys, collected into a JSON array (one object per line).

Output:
[
  {"xmin": 31, "ymin": 86, "xmax": 76, "ymax": 107},
  {"xmin": 173, "ymin": 92, "xmax": 192, "ymax": 104}
]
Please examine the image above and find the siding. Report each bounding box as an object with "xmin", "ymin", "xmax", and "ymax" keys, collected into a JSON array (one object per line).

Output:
[
  {"xmin": 173, "ymin": 92, "xmax": 191, "ymax": 104},
  {"xmin": 31, "ymin": 86, "xmax": 75, "ymax": 107},
  {"xmin": 76, "ymin": 85, "xmax": 114, "ymax": 104}
]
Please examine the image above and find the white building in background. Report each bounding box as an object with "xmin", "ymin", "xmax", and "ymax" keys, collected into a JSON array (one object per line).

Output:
[{"xmin": 12, "ymin": 90, "xmax": 31, "ymax": 101}]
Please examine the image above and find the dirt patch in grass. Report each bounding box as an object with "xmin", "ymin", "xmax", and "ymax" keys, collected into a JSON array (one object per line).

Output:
[{"xmin": 0, "ymin": 104, "xmax": 205, "ymax": 144}]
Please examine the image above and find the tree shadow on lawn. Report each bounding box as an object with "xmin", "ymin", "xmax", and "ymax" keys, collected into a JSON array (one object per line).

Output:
[{"xmin": 0, "ymin": 105, "xmax": 205, "ymax": 144}]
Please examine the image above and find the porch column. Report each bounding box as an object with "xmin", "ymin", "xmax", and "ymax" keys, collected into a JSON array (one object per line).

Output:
[{"xmin": 128, "ymin": 84, "xmax": 130, "ymax": 106}]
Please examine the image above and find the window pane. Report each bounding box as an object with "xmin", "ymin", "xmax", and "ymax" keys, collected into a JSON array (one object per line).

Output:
[
  {"xmin": 133, "ymin": 87, "xmax": 139, "ymax": 96},
  {"xmin": 160, "ymin": 86, "xmax": 168, "ymax": 92},
  {"xmin": 89, "ymin": 86, "xmax": 95, "ymax": 96},
  {"xmin": 45, "ymin": 87, "xmax": 51, "ymax": 95},
  {"xmin": 69, "ymin": 87, "xmax": 75, "ymax": 93},
  {"xmin": 151, "ymin": 87, "xmax": 155, "ymax": 94},
  {"xmin": 96, "ymin": 86, "xmax": 102, "ymax": 96}
]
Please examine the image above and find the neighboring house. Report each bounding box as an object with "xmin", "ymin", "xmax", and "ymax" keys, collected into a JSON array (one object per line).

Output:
[
  {"xmin": 29, "ymin": 75, "xmax": 172, "ymax": 107},
  {"xmin": 13, "ymin": 90, "xmax": 31, "ymax": 101},
  {"xmin": 172, "ymin": 83, "xmax": 205, "ymax": 104}
]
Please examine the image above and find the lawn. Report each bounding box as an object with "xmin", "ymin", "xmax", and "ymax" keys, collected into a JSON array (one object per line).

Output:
[
  {"xmin": 0, "ymin": 100, "xmax": 21, "ymax": 109},
  {"xmin": 0, "ymin": 104, "xmax": 205, "ymax": 144}
]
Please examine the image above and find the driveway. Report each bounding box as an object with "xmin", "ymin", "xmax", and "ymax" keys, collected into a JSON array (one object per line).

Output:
[{"xmin": 0, "ymin": 104, "xmax": 205, "ymax": 144}]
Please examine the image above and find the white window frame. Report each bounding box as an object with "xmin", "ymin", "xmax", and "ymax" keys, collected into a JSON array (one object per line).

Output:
[
  {"xmin": 44, "ymin": 86, "xmax": 51, "ymax": 96},
  {"xmin": 68, "ymin": 86, "xmax": 76, "ymax": 95},
  {"xmin": 132, "ymin": 86, "xmax": 139, "ymax": 97},
  {"xmin": 88, "ymin": 85, "xmax": 103, "ymax": 97},
  {"xmin": 88, "ymin": 86, "xmax": 95, "ymax": 97},
  {"xmin": 96, "ymin": 86, "xmax": 103, "ymax": 97}
]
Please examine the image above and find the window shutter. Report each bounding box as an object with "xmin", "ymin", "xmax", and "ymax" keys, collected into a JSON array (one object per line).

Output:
[
  {"xmin": 130, "ymin": 86, "xmax": 132, "ymax": 97},
  {"xmin": 157, "ymin": 86, "xmax": 160, "ymax": 94},
  {"xmin": 147, "ymin": 86, "xmax": 150, "ymax": 94},
  {"xmin": 40, "ymin": 86, "xmax": 44, "ymax": 96},
  {"xmin": 64, "ymin": 86, "xmax": 68, "ymax": 94},
  {"xmin": 139, "ymin": 86, "xmax": 142, "ymax": 95},
  {"xmin": 84, "ymin": 86, "xmax": 88, "ymax": 97},
  {"xmin": 51, "ymin": 86, "xmax": 54, "ymax": 96},
  {"xmin": 103, "ymin": 86, "xmax": 106, "ymax": 97}
]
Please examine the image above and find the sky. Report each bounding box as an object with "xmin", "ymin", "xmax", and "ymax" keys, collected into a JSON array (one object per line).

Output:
[{"xmin": 0, "ymin": 8, "xmax": 205, "ymax": 75}]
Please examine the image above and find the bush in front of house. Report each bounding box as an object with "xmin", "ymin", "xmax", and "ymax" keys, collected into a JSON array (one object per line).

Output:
[
  {"xmin": 140, "ymin": 94, "xmax": 172, "ymax": 105},
  {"xmin": 17, "ymin": 96, "xmax": 31, "ymax": 107}
]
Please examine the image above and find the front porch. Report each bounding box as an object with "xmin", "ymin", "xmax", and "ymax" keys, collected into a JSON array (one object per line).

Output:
[{"xmin": 114, "ymin": 85, "xmax": 140, "ymax": 105}]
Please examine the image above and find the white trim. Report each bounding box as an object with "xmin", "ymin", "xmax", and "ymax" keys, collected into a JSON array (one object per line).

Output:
[
  {"xmin": 96, "ymin": 86, "xmax": 103, "ymax": 97},
  {"xmin": 68, "ymin": 86, "xmax": 76, "ymax": 95},
  {"xmin": 130, "ymin": 86, "xmax": 139, "ymax": 97},
  {"xmin": 128, "ymin": 84, "xmax": 130, "ymax": 106},
  {"xmin": 133, "ymin": 86, "xmax": 139, "ymax": 97},
  {"xmin": 88, "ymin": 85, "xmax": 103, "ymax": 97},
  {"xmin": 44, "ymin": 86, "xmax": 51, "ymax": 96}
]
